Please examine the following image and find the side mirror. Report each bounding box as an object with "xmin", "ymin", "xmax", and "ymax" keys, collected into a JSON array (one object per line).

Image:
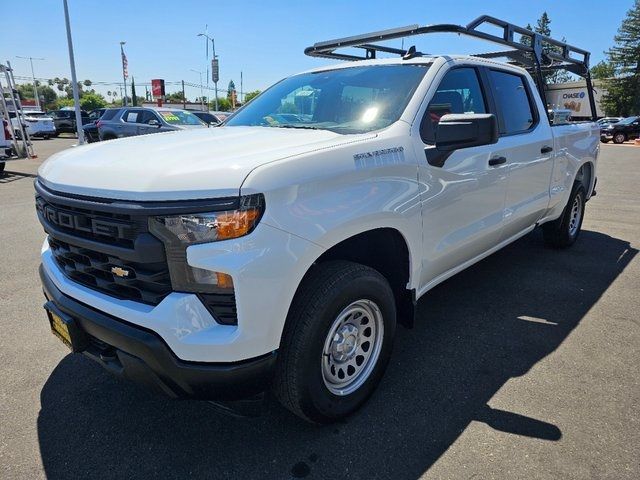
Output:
[
  {"xmin": 425, "ymin": 113, "xmax": 499, "ymax": 167},
  {"xmin": 435, "ymin": 114, "xmax": 498, "ymax": 151},
  {"xmin": 148, "ymin": 119, "xmax": 160, "ymax": 127}
]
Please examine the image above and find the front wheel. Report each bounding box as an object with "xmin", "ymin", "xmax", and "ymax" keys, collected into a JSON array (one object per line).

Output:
[
  {"xmin": 273, "ymin": 261, "xmax": 396, "ymax": 423},
  {"xmin": 543, "ymin": 184, "xmax": 586, "ymax": 248}
]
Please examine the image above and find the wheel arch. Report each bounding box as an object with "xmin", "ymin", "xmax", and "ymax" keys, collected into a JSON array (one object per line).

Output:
[{"xmin": 291, "ymin": 227, "xmax": 416, "ymax": 328}]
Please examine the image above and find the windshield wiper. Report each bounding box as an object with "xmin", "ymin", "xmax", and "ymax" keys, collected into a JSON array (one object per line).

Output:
[{"xmin": 271, "ymin": 124, "xmax": 321, "ymax": 130}]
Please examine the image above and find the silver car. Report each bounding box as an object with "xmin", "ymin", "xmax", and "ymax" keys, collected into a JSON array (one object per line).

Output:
[{"xmin": 98, "ymin": 107, "xmax": 206, "ymax": 140}]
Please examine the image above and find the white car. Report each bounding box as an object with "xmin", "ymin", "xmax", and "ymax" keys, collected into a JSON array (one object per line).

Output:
[
  {"xmin": 35, "ymin": 17, "xmax": 599, "ymax": 423},
  {"xmin": 11, "ymin": 110, "xmax": 56, "ymax": 139}
]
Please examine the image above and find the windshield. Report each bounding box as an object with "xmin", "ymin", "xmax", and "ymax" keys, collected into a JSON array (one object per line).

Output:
[
  {"xmin": 617, "ymin": 116, "xmax": 638, "ymax": 125},
  {"xmin": 157, "ymin": 110, "xmax": 204, "ymax": 125},
  {"xmin": 226, "ymin": 65, "xmax": 430, "ymax": 134}
]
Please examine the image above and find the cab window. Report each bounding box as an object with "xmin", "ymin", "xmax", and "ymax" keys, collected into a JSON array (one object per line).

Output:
[{"xmin": 421, "ymin": 67, "xmax": 487, "ymax": 143}]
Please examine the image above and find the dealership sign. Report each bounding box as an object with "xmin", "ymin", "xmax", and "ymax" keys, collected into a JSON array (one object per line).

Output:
[{"xmin": 151, "ymin": 79, "xmax": 165, "ymax": 99}]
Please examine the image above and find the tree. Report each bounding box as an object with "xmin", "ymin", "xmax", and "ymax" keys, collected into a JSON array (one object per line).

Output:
[
  {"xmin": 79, "ymin": 92, "xmax": 107, "ymax": 111},
  {"xmin": 16, "ymin": 83, "xmax": 58, "ymax": 109},
  {"xmin": 210, "ymin": 97, "xmax": 231, "ymax": 111},
  {"xmin": 131, "ymin": 77, "xmax": 138, "ymax": 106},
  {"xmin": 166, "ymin": 91, "xmax": 186, "ymax": 102},
  {"xmin": 591, "ymin": 60, "xmax": 616, "ymax": 80},
  {"xmin": 600, "ymin": 0, "xmax": 640, "ymax": 116},
  {"xmin": 244, "ymin": 90, "xmax": 261, "ymax": 103},
  {"xmin": 525, "ymin": 12, "xmax": 574, "ymax": 84},
  {"xmin": 227, "ymin": 80, "xmax": 236, "ymax": 99}
]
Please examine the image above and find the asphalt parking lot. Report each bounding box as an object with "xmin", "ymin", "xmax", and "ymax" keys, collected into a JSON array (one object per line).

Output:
[{"xmin": 0, "ymin": 138, "xmax": 638, "ymax": 479}]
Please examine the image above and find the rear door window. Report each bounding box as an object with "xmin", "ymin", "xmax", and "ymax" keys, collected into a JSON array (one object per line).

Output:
[
  {"xmin": 123, "ymin": 109, "xmax": 143, "ymax": 123},
  {"xmin": 488, "ymin": 70, "xmax": 536, "ymax": 134}
]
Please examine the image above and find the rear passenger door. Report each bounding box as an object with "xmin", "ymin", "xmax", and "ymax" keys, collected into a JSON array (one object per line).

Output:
[
  {"xmin": 486, "ymin": 69, "xmax": 554, "ymax": 240},
  {"xmin": 121, "ymin": 109, "xmax": 144, "ymax": 137}
]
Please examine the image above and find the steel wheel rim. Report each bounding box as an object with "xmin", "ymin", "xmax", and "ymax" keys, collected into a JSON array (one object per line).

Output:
[
  {"xmin": 568, "ymin": 194, "xmax": 582, "ymax": 237},
  {"xmin": 321, "ymin": 299, "xmax": 384, "ymax": 396}
]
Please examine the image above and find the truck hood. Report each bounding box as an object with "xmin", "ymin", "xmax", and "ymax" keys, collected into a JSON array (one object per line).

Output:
[{"xmin": 38, "ymin": 126, "xmax": 371, "ymax": 200}]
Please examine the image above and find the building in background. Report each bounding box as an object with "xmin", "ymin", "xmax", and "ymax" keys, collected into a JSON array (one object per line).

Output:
[{"xmin": 546, "ymin": 79, "xmax": 607, "ymax": 119}]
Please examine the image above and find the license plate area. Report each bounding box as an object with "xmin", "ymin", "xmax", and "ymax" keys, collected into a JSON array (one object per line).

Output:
[{"xmin": 44, "ymin": 302, "xmax": 88, "ymax": 352}]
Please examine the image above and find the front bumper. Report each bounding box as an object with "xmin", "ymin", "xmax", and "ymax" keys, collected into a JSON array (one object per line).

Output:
[{"xmin": 40, "ymin": 264, "xmax": 277, "ymax": 400}]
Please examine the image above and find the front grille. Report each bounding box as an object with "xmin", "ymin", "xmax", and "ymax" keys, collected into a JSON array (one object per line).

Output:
[
  {"xmin": 48, "ymin": 237, "xmax": 171, "ymax": 304},
  {"xmin": 36, "ymin": 196, "xmax": 142, "ymax": 248},
  {"xmin": 37, "ymin": 194, "xmax": 172, "ymax": 306}
]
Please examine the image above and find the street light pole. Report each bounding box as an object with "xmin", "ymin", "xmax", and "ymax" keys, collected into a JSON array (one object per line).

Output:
[
  {"xmin": 16, "ymin": 56, "xmax": 44, "ymax": 110},
  {"xmin": 62, "ymin": 0, "xmax": 84, "ymax": 144},
  {"xmin": 197, "ymin": 32, "xmax": 218, "ymax": 111}
]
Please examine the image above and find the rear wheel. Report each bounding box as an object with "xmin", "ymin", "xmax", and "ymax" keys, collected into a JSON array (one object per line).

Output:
[
  {"xmin": 273, "ymin": 261, "xmax": 396, "ymax": 423},
  {"xmin": 613, "ymin": 132, "xmax": 626, "ymax": 144},
  {"xmin": 543, "ymin": 184, "xmax": 586, "ymax": 248},
  {"xmin": 0, "ymin": 162, "xmax": 5, "ymax": 174}
]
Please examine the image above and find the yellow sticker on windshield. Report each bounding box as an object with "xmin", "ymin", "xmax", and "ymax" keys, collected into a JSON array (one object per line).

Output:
[{"xmin": 159, "ymin": 112, "xmax": 180, "ymax": 121}]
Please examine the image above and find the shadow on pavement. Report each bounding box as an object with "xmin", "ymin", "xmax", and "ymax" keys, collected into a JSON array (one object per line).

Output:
[
  {"xmin": 0, "ymin": 170, "xmax": 38, "ymax": 183},
  {"xmin": 37, "ymin": 229, "xmax": 636, "ymax": 479}
]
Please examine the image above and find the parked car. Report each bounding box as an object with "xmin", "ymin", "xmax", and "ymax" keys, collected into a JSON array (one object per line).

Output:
[
  {"xmin": 36, "ymin": 16, "xmax": 599, "ymax": 424},
  {"xmin": 98, "ymin": 107, "xmax": 205, "ymax": 140},
  {"xmin": 82, "ymin": 108, "xmax": 119, "ymax": 143},
  {"xmin": 50, "ymin": 109, "xmax": 91, "ymax": 135},
  {"xmin": 8, "ymin": 110, "xmax": 56, "ymax": 139},
  {"xmin": 191, "ymin": 111, "xmax": 223, "ymax": 125},
  {"xmin": 597, "ymin": 116, "xmax": 623, "ymax": 126},
  {"xmin": 600, "ymin": 116, "xmax": 640, "ymax": 143}
]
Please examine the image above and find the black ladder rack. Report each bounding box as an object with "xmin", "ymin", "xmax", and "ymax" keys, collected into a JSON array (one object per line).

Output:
[{"xmin": 304, "ymin": 15, "xmax": 597, "ymax": 120}]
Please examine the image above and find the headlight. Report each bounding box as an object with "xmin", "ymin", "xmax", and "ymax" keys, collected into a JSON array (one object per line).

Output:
[{"xmin": 148, "ymin": 193, "xmax": 264, "ymax": 293}]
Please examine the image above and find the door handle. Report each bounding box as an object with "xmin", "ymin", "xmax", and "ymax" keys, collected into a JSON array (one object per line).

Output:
[
  {"xmin": 541, "ymin": 145, "xmax": 553, "ymax": 154},
  {"xmin": 488, "ymin": 156, "xmax": 507, "ymax": 166}
]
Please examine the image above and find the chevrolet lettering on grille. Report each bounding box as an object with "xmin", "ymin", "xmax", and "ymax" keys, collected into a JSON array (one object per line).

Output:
[{"xmin": 36, "ymin": 198, "xmax": 133, "ymax": 240}]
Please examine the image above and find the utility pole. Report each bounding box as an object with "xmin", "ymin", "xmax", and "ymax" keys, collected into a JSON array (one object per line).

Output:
[
  {"xmin": 240, "ymin": 71, "xmax": 243, "ymax": 104},
  {"xmin": 16, "ymin": 56, "xmax": 44, "ymax": 109},
  {"xmin": 190, "ymin": 69, "xmax": 204, "ymax": 110},
  {"xmin": 62, "ymin": 0, "xmax": 84, "ymax": 144},
  {"xmin": 181, "ymin": 80, "xmax": 186, "ymax": 109}
]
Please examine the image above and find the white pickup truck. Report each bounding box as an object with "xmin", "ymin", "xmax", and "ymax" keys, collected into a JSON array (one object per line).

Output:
[{"xmin": 36, "ymin": 17, "xmax": 599, "ymax": 423}]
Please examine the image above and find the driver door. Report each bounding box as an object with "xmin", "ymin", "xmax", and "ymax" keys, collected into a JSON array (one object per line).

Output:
[{"xmin": 415, "ymin": 66, "xmax": 509, "ymax": 289}]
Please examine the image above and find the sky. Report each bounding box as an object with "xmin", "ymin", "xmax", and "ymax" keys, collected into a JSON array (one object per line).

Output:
[{"xmin": 0, "ymin": 0, "xmax": 634, "ymax": 102}]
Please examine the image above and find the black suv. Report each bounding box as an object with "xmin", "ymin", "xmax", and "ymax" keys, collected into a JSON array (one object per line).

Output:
[
  {"xmin": 50, "ymin": 109, "xmax": 92, "ymax": 135},
  {"xmin": 600, "ymin": 116, "xmax": 640, "ymax": 144}
]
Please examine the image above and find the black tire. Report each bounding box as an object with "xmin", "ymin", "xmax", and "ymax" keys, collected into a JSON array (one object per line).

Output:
[
  {"xmin": 600, "ymin": 138, "xmax": 609, "ymax": 143},
  {"xmin": 273, "ymin": 261, "xmax": 396, "ymax": 423},
  {"xmin": 0, "ymin": 162, "xmax": 5, "ymax": 174},
  {"xmin": 613, "ymin": 132, "xmax": 626, "ymax": 144},
  {"xmin": 101, "ymin": 134, "xmax": 117, "ymax": 141},
  {"xmin": 543, "ymin": 183, "xmax": 586, "ymax": 248}
]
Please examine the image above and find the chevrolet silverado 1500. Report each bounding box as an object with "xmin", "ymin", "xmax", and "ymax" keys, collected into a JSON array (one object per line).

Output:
[{"xmin": 36, "ymin": 16, "xmax": 599, "ymax": 423}]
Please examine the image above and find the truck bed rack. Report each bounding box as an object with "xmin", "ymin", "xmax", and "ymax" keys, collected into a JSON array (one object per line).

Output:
[{"xmin": 304, "ymin": 15, "xmax": 597, "ymax": 120}]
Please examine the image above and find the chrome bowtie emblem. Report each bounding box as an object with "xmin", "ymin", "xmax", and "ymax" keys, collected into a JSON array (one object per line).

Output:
[{"xmin": 111, "ymin": 266, "xmax": 130, "ymax": 278}]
